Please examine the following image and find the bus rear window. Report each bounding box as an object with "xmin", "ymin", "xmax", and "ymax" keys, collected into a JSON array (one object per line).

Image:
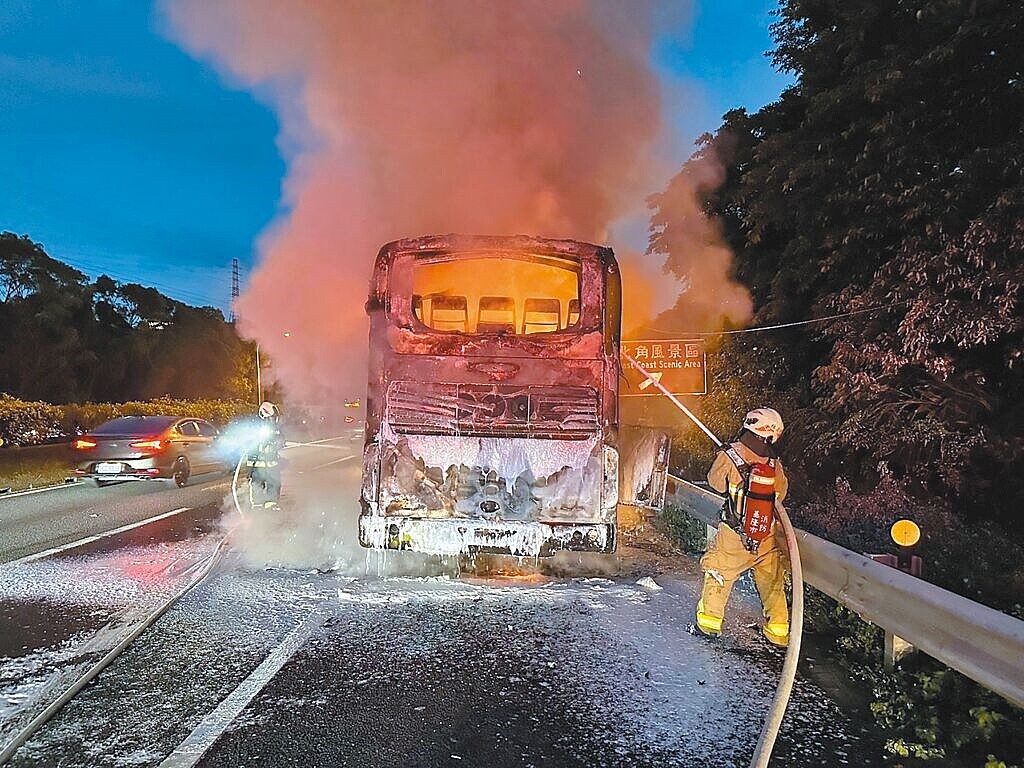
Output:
[{"xmin": 410, "ymin": 255, "xmax": 581, "ymax": 335}]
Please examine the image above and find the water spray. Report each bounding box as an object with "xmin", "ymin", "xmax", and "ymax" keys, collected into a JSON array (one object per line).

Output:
[
  {"xmin": 219, "ymin": 421, "xmax": 276, "ymax": 519},
  {"xmin": 622, "ymin": 351, "xmax": 804, "ymax": 768}
]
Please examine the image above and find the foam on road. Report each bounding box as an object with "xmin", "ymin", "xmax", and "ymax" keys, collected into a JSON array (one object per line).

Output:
[
  {"xmin": 0, "ymin": 505, "xmax": 225, "ymax": 749},
  {"xmin": 11, "ymin": 569, "xmax": 885, "ymax": 768},
  {"xmin": 1, "ymin": 432, "xmax": 887, "ymax": 766}
]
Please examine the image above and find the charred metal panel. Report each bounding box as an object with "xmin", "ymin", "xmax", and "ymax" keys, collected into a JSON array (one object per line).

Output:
[
  {"xmin": 362, "ymin": 235, "xmax": 621, "ymax": 557},
  {"xmin": 619, "ymin": 427, "xmax": 671, "ymax": 510},
  {"xmin": 386, "ymin": 381, "xmax": 599, "ymax": 438}
]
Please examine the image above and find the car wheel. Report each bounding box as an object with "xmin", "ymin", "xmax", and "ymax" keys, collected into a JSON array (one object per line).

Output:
[
  {"xmin": 93, "ymin": 478, "xmax": 111, "ymax": 488},
  {"xmin": 172, "ymin": 457, "xmax": 191, "ymax": 488}
]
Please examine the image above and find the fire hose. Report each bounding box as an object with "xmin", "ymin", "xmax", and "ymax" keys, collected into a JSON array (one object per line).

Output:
[
  {"xmin": 227, "ymin": 421, "xmax": 281, "ymax": 518},
  {"xmin": 622, "ymin": 353, "xmax": 804, "ymax": 768},
  {"xmin": 231, "ymin": 449, "xmax": 249, "ymax": 519}
]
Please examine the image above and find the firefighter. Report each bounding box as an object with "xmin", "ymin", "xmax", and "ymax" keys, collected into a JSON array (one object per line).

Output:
[
  {"xmin": 250, "ymin": 401, "xmax": 284, "ymax": 509},
  {"xmin": 696, "ymin": 407, "xmax": 791, "ymax": 646}
]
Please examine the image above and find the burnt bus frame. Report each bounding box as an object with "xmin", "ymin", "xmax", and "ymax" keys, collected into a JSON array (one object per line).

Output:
[{"xmin": 361, "ymin": 234, "xmax": 622, "ymax": 554}]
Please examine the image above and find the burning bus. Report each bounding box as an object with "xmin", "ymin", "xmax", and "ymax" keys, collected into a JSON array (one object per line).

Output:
[{"xmin": 358, "ymin": 234, "xmax": 626, "ymax": 557}]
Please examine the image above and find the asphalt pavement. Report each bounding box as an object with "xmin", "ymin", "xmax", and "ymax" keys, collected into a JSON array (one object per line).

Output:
[
  {"xmin": 9, "ymin": 567, "xmax": 885, "ymax": 768},
  {"xmin": 0, "ymin": 433, "xmax": 889, "ymax": 767},
  {"xmin": 0, "ymin": 504, "xmax": 225, "ymax": 748},
  {"xmin": 0, "ymin": 472, "xmax": 233, "ymax": 564}
]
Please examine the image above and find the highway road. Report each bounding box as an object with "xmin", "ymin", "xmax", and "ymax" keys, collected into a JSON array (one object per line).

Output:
[
  {"xmin": 0, "ymin": 429, "xmax": 363, "ymax": 565},
  {"xmin": 0, "ymin": 434, "xmax": 888, "ymax": 767},
  {"xmin": 0, "ymin": 472, "xmax": 233, "ymax": 565}
]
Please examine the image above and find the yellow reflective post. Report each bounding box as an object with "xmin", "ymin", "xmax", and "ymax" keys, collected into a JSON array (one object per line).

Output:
[
  {"xmin": 890, "ymin": 519, "xmax": 921, "ymax": 547},
  {"xmin": 882, "ymin": 519, "xmax": 923, "ymax": 669}
]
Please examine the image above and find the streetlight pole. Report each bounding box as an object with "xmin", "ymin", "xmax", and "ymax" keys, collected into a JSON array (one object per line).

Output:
[
  {"xmin": 254, "ymin": 332, "xmax": 287, "ymax": 405},
  {"xmin": 255, "ymin": 343, "xmax": 262, "ymax": 404}
]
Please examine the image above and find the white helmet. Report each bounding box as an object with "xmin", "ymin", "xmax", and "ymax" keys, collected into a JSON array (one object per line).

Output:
[
  {"xmin": 258, "ymin": 401, "xmax": 280, "ymax": 420},
  {"xmin": 744, "ymin": 407, "xmax": 784, "ymax": 442}
]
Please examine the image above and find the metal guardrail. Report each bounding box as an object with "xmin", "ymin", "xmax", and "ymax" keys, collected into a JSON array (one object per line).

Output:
[{"xmin": 666, "ymin": 475, "xmax": 1024, "ymax": 709}]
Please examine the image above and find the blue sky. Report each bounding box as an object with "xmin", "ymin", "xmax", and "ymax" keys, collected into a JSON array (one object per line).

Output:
[{"xmin": 0, "ymin": 1, "xmax": 792, "ymax": 313}]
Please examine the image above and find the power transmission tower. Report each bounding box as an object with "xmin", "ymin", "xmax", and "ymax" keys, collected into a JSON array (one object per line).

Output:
[{"xmin": 230, "ymin": 258, "xmax": 240, "ymax": 323}]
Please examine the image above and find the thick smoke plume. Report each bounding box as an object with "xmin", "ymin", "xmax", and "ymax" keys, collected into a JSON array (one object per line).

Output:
[
  {"xmin": 165, "ymin": 3, "xmax": 647, "ymax": 403},
  {"xmin": 645, "ymin": 140, "xmax": 752, "ymax": 334},
  {"xmin": 164, "ymin": 0, "xmax": 749, "ymax": 404}
]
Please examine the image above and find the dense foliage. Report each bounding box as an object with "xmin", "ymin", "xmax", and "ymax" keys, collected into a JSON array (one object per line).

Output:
[
  {"xmin": 657, "ymin": 0, "xmax": 1022, "ymax": 525},
  {"xmin": 658, "ymin": 0, "xmax": 1022, "ymax": 548},
  {"xmin": 805, "ymin": 592, "xmax": 1024, "ymax": 766},
  {"xmin": 0, "ymin": 394, "xmax": 254, "ymax": 446},
  {"xmin": 653, "ymin": 1, "xmax": 1023, "ymax": 763},
  {"xmin": 0, "ymin": 233, "xmax": 257, "ymax": 404}
]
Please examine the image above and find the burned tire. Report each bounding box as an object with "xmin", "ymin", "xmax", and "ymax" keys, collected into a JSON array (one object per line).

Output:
[{"xmin": 172, "ymin": 457, "xmax": 191, "ymax": 488}]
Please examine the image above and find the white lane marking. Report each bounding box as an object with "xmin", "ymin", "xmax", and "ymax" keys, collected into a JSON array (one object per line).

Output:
[
  {"xmin": 0, "ymin": 482, "xmax": 84, "ymax": 501},
  {"xmin": 159, "ymin": 607, "xmax": 325, "ymax": 768},
  {"xmin": 307, "ymin": 454, "xmax": 357, "ymax": 473},
  {"xmin": 283, "ymin": 434, "xmax": 354, "ymax": 450},
  {"xmin": 7, "ymin": 507, "xmax": 193, "ymax": 565},
  {"xmin": 285, "ymin": 443, "xmax": 355, "ymax": 453}
]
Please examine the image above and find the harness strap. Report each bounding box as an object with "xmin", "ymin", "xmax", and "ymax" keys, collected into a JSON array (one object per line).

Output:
[{"xmin": 719, "ymin": 445, "xmax": 776, "ymax": 552}]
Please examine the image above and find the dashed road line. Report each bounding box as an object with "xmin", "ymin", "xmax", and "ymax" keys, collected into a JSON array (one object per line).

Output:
[
  {"xmin": 283, "ymin": 433, "xmax": 354, "ymax": 450},
  {"xmin": 307, "ymin": 454, "xmax": 357, "ymax": 472}
]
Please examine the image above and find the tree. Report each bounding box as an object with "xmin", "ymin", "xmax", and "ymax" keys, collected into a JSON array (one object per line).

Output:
[
  {"xmin": 0, "ymin": 232, "xmax": 252, "ymax": 404},
  {"xmin": 650, "ymin": 0, "xmax": 1024, "ymax": 523},
  {"xmin": 0, "ymin": 233, "xmax": 85, "ymax": 301}
]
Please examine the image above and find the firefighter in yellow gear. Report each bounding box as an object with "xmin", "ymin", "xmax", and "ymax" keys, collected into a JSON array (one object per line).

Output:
[{"xmin": 696, "ymin": 407, "xmax": 791, "ymax": 647}]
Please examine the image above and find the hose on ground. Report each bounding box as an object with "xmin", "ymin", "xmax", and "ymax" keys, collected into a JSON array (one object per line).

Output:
[
  {"xmin": 0, "ymin": 537, "xmax": 230, "ymax": 766},
  {"xmin": 749, "ymin": 503, "xmax": 804, "ymax": 768}
]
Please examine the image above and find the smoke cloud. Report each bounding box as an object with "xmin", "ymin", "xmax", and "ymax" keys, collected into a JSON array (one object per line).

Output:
[
  {"xmin": 646, "ymin": 139, "xmax": 753, "ymax": 334},
  {"xmin": 163, "ymin": 0, "xmax": 749, "ymax": 404}
]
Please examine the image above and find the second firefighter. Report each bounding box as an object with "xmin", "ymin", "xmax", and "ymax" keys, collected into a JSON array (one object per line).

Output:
[
  {"xmin": 249, "ymin": 401, "xmax": 284, "ymax": 510},
  {"xmin": 696, "ymin": 407, "xmax": 791, "ymax": 647}
]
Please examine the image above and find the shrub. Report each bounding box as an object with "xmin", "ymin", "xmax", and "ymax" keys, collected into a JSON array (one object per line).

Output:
[
  {"xmin": 0, "ymin": 394, "xmax": 253, "ymax": 446},
  {"xmin": 809, "ymin": 595, "xmax": 1024, "ymax": 766},
  {"xmin": 0, "ymin": 394, "xmax": 64, "ymax": 445},
  {"xmin": 794, "ymin": 463, "xmax": 955, "ymax": 556},
  {"xmin": 794, "ymin": 463, "xmax": 1024, "ymax": 613},
  {"xmin": 658, "ymin": 503, "xmax": 708, "ymax": 553}
]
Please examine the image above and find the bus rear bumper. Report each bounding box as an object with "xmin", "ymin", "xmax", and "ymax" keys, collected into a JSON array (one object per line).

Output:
[{"xmin": 358, "ymin": 515, "xmax": 615, "ymax": 557}]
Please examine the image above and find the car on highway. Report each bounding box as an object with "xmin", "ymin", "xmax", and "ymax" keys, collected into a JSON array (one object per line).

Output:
[{"xmin": 73, "ymin": 416, "xmax": 227, "ymax": 488}]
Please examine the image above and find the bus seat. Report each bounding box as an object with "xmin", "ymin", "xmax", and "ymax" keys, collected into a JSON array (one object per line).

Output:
[
  {"xmin": 567, "ymin": 298, "xmax": 580, "ymax": 327},
  {"xmin": 478, "ymin": 296, "xmax": 516, "ymax": 334},
  {"xmin": 429, "ymin": 294, "xmax": 468, "ymax": 332},
  {"xmin": 524, "ymin": 298, "xmax": 561, "ymax": 334}
]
